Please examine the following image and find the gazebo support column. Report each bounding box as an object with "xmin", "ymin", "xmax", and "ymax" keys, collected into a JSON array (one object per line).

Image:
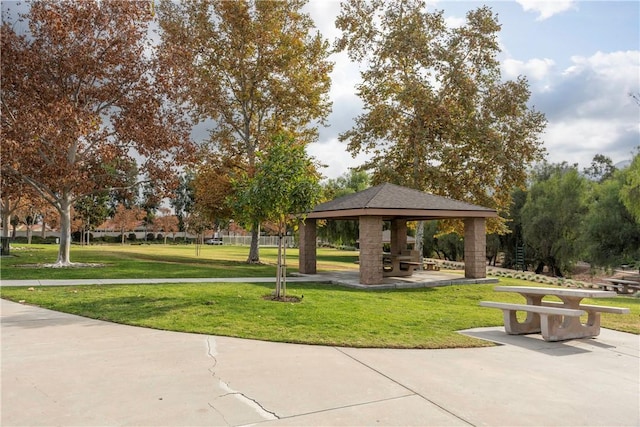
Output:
[
  {"xmin": 298, "ymin": 219, "xmax": 317, "ymax": 274},
  {"xmin": 390, "ymin": 219, "xmax": 407, "ymax": 255},
  {"xmin": 464, "ymin": 218, "xmax": 487, "ymax": 279},
  {"xmin": 359, "ymin": 216, "xmax": 383, "ymax": 285}
]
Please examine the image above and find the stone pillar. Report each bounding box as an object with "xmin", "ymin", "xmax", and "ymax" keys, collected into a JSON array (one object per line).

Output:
[
  {"xmin": 359, "ymin": 216, "xmax": 383, "ymax": 285},
  {"xmin": 389, "ymin": 219, "xmax": 407, "ymax": 255},
  {"xmin": 464, "ymin": 218, "xmax": 487, "ymax": 279},
  {"xmin": 298, "ymin": 219, "xmax": 317, "ymax": 274}
]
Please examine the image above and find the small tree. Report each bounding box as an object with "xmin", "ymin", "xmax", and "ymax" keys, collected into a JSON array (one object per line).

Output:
[
  {"xmin": 110, "ymin": 204, "xmax": 145, "ymax": 245},
  {"xmin": 155, "ymin": 208, "xmax": 179, "ymax": 244},
  {"xmin": 232, "ymin": 135, "xmax": 322, "ymax": 298}
]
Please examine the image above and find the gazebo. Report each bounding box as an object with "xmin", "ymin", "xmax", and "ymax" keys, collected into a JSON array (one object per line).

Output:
[{"xmin": 298, "ymin": 183, "xmax": 498, "ymax": 285}]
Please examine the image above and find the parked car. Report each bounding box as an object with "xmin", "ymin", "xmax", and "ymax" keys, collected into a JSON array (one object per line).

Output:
[{"xmin": 205, "ymin": 238, "xmax": 224, "ymax": 245}]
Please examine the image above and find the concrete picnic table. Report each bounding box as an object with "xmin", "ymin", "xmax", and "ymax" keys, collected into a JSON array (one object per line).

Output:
[
  {"xmin": 601, "ymin": 278, "xmax": 640, "ymax": 294},
  {"xmin": 481, "ymin": 286, "xmax": 629, "ymax": 341}
]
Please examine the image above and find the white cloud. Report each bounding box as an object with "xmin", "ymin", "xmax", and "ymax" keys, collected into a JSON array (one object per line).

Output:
[
  {"xmin": 516, "ymin": 0, "xmax": 577, "ymax": 21},
  {"xmin": 535, "ymin": 50, "xmax": 640, "ymax": 167},
  {"xmin": 543, "ymin": 118, "xmax": 638, "ymax": 167},
  {"xmin": 307, "ymin": 138, "xmax": 371, "ymax": 180},
  {"xmin": 502, "ymin": 57, "xmax": 555, "ymax": 81}
]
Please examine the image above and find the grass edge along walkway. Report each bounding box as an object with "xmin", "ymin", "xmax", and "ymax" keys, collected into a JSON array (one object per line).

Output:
[{"xmin": 2, "ymin": 279, "xmax": 638, "ymax": 349}]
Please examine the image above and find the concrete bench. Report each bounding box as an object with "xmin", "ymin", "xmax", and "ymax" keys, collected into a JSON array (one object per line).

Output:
[
  {"xmin": 596, "ymin": 282, "xmax": 624, "ymax": 292},
  {"xmin": 541, "ymin": 301, "xmax": 630, "ymax": 315},
  {"xmin": 400, "ymin": 261, "xmax": 421, "ymax": 272},
  {"xmin": 480, "ymin": 301, "xmax": 586, "ymax": 341},
  {"xmin": 424, "ymin": 261, "xmax": 440, "ymax": 271}
]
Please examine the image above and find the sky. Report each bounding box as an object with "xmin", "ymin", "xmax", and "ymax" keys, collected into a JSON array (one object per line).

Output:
[{"xmin": 303, "ymin": 0, "xmax": 640, "ymax": 179}]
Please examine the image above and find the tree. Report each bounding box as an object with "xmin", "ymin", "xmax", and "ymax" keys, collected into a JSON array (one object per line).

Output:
[
  {"xmin": 1, "ymin": 173, "xmax": 29, "ymax": 253},
  {"xmin": 583, "ymin": 154, "xmax": 616, "ymax": 183},
  {"xmin": 157, "ymin": 0, "xmax": 333, "ymax": 263},
  {"xmin": 110, "ymin": 204, "xmax": 145, "ymax": 245},
  {"xmin": 232, "ymin": 135, "xmax": 322, "ymax": 298},
  {"xmin": 192, "ymin": 155, "xmax": 236, "ymax": 227},
  {"xmin": 1, "ymin": 1, "xmax": 194, "ymax": 266},
  {"xmin": 169, "ymin": 172, "xmax": 196, "ymax": 238},
  {"xmin": 140, "ymin": 182, "xmax": 161, "ymax": 242},
  {"xmin": 521, "ymin": 163, "xmax": 587, "ymax": 277},
  {"xmin": 335, "ymin": 0, "xmax": 546, "ymax": 246},
  {"xmin": 74, "ymin": 193, "xmax": 110, "ymax": 245},
  {"xmin": 154, "ymin": 207, "xmax": 179, "ymax": 244},
  {"xmin": 620, "ymin": 152, "xmax": 640, "ymax": 223},
  {"xmin": 318, "ymin": 170, "xmax": 370, "ymax": 247},
  {"xmin": 581, "ymin": 166, "xmax": 640, "ymax": 269}
]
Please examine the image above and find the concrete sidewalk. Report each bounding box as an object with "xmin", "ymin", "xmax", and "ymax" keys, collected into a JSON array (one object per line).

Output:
[
  {"xmin": 2, "ymin": 298, "xmax": 638, "ymax": 426},
  {"xmin": 0, "ymin": 269, "xmax": 495, "ymax": 290}
]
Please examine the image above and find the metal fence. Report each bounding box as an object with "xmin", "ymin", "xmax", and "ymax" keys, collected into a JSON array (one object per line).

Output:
[{"xmin": 222, "ymin": 235, "xmax": 295, "ymax": 247}]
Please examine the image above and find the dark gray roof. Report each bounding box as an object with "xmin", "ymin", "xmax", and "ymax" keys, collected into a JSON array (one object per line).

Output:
[{"xmin": 310, "ymin": 183, "xmax": 495, "ymax": 218}]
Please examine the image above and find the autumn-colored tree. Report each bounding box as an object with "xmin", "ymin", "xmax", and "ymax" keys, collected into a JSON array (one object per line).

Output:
[
  {"xmin": 110, "ymin": 204, "xmax": 146, "ymax": 245},
  {"xmin": 1, "ymin": 1, "xmax": 194, "ymax": 266},
  {"xmin": 232, "ymin": 134, "xmax": 322, "ymax": 298},
  {"xmin": 154, "ymin": 207, "xmax": 179, "ymax": 244},
  {"xmin": 335, "ymin": 0, "xmax": 547, "ymax": 251},
  {"xmin": 193, "ymin": 155, "xmax": 236, "ymax": 227},
  {"xmin": 1, "ymin": 173, "xmax": 28, "ymax": 253},
  {"xmin": 157, "ymin": 0, "xmax": 332, "ymax": 263}
]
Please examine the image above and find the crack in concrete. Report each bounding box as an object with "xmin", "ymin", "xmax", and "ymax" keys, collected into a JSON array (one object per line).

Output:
[
  {"xmin": 334, "ymin": 347, "xmax": 476, "ymax": 426},
  {"xmin": 205, "ymin": 337, "xmax": 279, "ymax": 422},
  {"xmin": 216, "ymin": 382, "xmax": 279, "ymax": 420}
]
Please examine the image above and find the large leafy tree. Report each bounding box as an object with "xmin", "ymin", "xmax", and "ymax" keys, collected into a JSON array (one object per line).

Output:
[
  {"xmin": 335, "ymin": 0, "xmax": 546, "ymax": 247},
  {"xmin": 157, "ymin": 0, "xmax": 332, "ymax": 263},
  {"xmin": 521, "ymin": 163, "xmax": 587, "ymax": 277},
  {"xmin": 581, "ymin": 165, "xmax": 640, "ymax": 270},
  {"xmin": 232, "ymin": 134, "xmax": 322, "ymax": 298},
  {"xmin": 318, "ymin": 170, "xmax": 370, "ymax": 247},
  {"xmin": 620, "ymin": 152, "xmax": 640, "ymax": 223},
  {"xmin": 1, "ymin": 0, "xmax": 194, "ymax": 266}
]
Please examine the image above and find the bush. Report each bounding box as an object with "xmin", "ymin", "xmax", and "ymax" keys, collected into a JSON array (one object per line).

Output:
[
  {"xmin": 146, "ymin": 233, "xmax": 155, "ymax": 242},
  {"xmin": 128, "ymin": 233, "xmax": 137, "ymax": 241}
]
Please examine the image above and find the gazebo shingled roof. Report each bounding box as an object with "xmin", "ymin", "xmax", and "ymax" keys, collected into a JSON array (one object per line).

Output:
[{"xmin": 308, "ymin": 183, "xmax": 497, "ymax": 221}]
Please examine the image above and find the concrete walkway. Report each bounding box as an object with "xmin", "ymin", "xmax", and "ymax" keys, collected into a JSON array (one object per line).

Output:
[
  {"xmin": 0, "ymin": 269, "xmax": 495, "ymax": 290},
  {"xmin": 2, "ymin": 298, "xmax": 638, "ymax": 426}
]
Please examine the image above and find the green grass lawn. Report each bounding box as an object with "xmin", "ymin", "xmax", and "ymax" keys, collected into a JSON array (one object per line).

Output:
[
  {"xmin": 0, "ymin": 243, "xmax": 360, "ymax": 280},
  {"xmin": 1, "ymin": 243, "xmax": 638, "ymax": 348}
]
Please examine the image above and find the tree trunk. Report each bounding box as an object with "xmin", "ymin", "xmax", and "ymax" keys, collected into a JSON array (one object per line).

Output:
[
  {"xmin": 275, "ymin": 234, "xmax": 282, "ymax": 298},
  {"xmin": 1, "ymin": 206, "xmax": 10, "ymax": 256},
  {"xmin": 282, "ymin": 234, "xmax": 287, "ymax": 298},
  {"xmin": 247, "ymin": 222, "xmax": 260, "ymax": 263},
  {"xmin": 1, "ymin": 204, "xmax": 10, "ymax": 239},
  {"xmin": 55, "ymin": 195, "xmax": 72, "ymax": 266}
]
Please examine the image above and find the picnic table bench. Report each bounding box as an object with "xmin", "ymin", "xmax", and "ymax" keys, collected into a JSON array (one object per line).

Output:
[
  {"xmin": 596, "ymin": 278, "xmax": 640, "ymax": 294},
  {"xmin": 383, "ymin": 254, "xmax": 421, "ymax": 277},
  {"xmin": 424, "ymin": 260, "xmax": 440, "ymax": 271},
  {"xmin": 480, "ymin": 286, "xmax": 630, "ymax": 342}
]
